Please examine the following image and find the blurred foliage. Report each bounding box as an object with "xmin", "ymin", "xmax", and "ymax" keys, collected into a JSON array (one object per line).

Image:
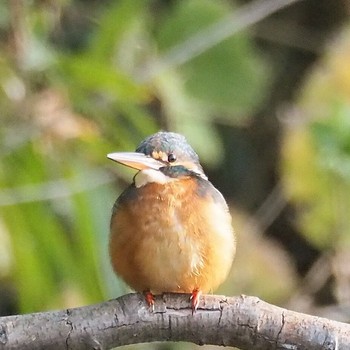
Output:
[
  {"xmin": 0, "ymin": 0, "xmax": 349, "ymax": 341},
  {"xmin": 156, "ymin": 0, "xmax": 267, "ymax": 114},
  {"xmin": 0, "ymin": 0, "xmax": 268, "ymax": 315},
  {"xmin": 282, "ymin": 30, "xmax": 350, "ymax": 250}
]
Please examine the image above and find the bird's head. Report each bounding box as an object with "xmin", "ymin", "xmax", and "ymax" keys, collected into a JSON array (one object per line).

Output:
[{"xmin": 108, "ymin": 131, "xmax": 207, "ymax": 188}]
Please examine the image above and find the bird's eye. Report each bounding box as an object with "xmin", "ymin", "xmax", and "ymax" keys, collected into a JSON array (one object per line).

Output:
[{"xmin": 167, "ymin": 153, "xmax": 177, "ymax": 163}]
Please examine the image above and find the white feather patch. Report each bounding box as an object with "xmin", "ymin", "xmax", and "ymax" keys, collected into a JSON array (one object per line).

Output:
[{"xmin": 134, "ymin": 169, "xmax": 177, "ymax": 188}]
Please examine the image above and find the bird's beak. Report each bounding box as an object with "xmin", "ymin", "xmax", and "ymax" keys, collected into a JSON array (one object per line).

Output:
[{"xmin": 107, "ymin": 152, "xmax": 165, "ymax": 171}]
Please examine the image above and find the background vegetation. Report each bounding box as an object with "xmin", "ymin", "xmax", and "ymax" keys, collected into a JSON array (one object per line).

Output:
[{"xmin": 1, "ymin": 0, "xmax": 350, "ymax": 348}]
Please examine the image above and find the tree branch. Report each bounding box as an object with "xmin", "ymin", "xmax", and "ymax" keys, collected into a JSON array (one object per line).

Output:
[{"xmin": 1, "ymin": 293, "xmax": 349, "ymax": 349}]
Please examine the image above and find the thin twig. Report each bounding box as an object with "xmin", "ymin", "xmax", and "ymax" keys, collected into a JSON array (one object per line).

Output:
[
  {"xmin": 0, "ymin": 169, "xmax": 114, "ymax": 207},
  {"xmin": 243, "ymin": 181, "xmax": 288, "ymax": 237}
]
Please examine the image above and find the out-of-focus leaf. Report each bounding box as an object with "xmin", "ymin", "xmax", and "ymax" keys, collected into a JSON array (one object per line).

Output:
[
  {"xmin": 1, "ymin": 145, "xmax": 77, "ymax": 311},
  {"xmin": 156, "ymin": 0, "xmax": 268, "ymax": 115},
  {"xmin": 57, "ymin": 55, "xmax": 148, "ymax": 104},
  {"xmin": 281, "ymin": 31, "xmax": 350, "ymax": 250},
  {"xmin": 282, "ymin": 124, "xmax": 339, "ymax": 249},
  {"xmin": 282, "ymin": 104, "xmax": 350, "ymax": 249},
  {"xmin": 311, "ymin": 102, "xmax": 350, "ymax": 179},
  {"xmin": 0, "ymin": 2, "xmax": 9, "ymax": 28},
  {"xmin": 89, "ymin": 0, "xmax": 147, "ymax": 62}
]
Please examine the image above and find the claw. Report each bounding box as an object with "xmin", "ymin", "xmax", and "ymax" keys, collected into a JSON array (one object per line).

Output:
[
  {"xmin": 190, "ymin": 288, "xmax": 202, "ymax": 314},
  {"xmin": 143, "ymin": 290, "xmax": 155, "ymax": 311}
]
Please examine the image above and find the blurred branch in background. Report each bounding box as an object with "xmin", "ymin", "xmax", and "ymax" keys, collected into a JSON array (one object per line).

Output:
[
  {"xmin": 138, "ymin": 0, "xmax": 305, "ymax": 82},
  {"xmin": 0, "ymin": 170, "xmax": 113, "ymax": 207},
  {"xmin": 8, "ymin": 0, "xmax": 28, "ymax": 67}
]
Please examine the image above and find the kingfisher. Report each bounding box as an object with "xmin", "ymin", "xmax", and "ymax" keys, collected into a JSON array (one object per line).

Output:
[{"xmin": 108, "ymin": 131, "xmax": 235, "ymax": 312}]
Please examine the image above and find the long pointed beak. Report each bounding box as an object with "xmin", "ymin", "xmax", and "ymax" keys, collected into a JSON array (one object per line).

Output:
[{"xmin": 107, "ymin": 152, "xmax": 165, "ymax": 171}]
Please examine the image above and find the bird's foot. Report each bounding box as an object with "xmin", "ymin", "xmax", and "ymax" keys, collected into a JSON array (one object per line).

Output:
[
  {"xmin": 143, "ymin": 290, "xmax": 155, "ymax": 311},
  {"xmin": 190, "ymin": 288, "xmax": 202, "ymax": 314}
]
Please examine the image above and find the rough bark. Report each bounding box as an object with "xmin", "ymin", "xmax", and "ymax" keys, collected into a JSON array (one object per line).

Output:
[{"xmin": 0, "ymin": 293, "xmax": 349, "ymax": 350}]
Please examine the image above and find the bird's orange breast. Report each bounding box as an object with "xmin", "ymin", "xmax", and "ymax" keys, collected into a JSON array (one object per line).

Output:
[{"xmin": 109, "ymin": 178, "xmax": 235, "ymax": 294}]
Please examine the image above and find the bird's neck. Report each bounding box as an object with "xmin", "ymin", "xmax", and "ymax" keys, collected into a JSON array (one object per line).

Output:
[{"xmin": 134, "ymin": 169, "xmax": 178, "ymax": 188}]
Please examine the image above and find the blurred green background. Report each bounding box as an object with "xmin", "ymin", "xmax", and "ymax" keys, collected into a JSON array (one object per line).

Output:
[{"xmin": 1, "ymin": 0, "xmax": 350, "ymax": 348}]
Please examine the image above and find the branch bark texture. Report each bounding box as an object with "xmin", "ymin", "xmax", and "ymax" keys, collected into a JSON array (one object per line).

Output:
[{"xmin": 0, "ymin": 293, "xmax": 349, "ymax": 350}]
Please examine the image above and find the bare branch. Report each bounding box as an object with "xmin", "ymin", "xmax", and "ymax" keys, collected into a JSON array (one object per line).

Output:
[{"xmin": 1, "ymin": 293, "xmax": 349, "ymax": 350}]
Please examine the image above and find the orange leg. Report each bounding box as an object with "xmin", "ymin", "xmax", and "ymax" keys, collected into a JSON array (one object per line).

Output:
[
  {"xmin": 190, "ymin": 288, "xmax": 202, "ymax": 314},
  {"xmin": 143, "ymin": 290, "xmax": 155, "ymax": 311}
]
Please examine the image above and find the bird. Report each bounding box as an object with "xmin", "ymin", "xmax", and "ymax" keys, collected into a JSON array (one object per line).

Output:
[{"xmin": 108, "ymin": 131, "xmax": 235, "ymax": 312}]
